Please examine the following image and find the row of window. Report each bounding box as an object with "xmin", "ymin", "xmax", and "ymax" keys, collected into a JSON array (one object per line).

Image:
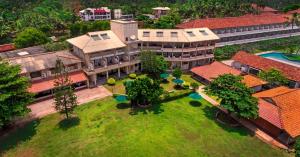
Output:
[
  {"xmin": 142, "ymin": 30, "xmax": 209, "ymax": 37},
  {"xmin": 29, "ymin": 64, "xmax": 79, "ymax": 79}
]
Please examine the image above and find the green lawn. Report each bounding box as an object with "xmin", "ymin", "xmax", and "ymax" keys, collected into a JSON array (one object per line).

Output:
[
  {"xmin": 0, "ymin": 97, "xmax": 292, "ymax": 157},
  {"xmin": 104, "ymin": 74, "xmax": 201, "ymax": 94}
]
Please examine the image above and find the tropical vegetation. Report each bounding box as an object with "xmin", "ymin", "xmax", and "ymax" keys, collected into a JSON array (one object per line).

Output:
[
  {"xmin": 205, "ymin": 74, "xmax": 259, "ymax": 119},
  {"xmin": 258, "ymin": 68, "xmax": 289, "ymax": 87},
  {"xmin": 0, "ymin": 60, "xmax": 33, "ymax": 128}
]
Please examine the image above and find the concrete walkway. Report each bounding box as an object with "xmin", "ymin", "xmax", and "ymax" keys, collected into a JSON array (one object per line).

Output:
[
  {"xmin": 28, "ymin": 86, "xmax": 112, "ymax": 118},
  {"xmin": 197, "ymin": 86, "xmax": 288, "ymax": 150}
]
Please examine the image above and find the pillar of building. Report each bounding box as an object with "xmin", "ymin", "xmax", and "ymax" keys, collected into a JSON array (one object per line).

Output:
[
  {"xmin": 126, "ymin": 66, "xmax": 129, "ymax": 74},
  {"xmin": 106, "ymin": 71, "xmax": 109, "ymax": 79},
  {"xmin": 90, "ymin": 74, "xmax": 97, "ymax": 87},
  {"xmin": 118, "ymin": 68, "xmax": 121, "ymax": 78}
]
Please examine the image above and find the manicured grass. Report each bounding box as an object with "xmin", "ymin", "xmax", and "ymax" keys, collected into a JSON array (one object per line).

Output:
[
  {"xmin": 104, "ymin": 74, "xmax": 201, "ymax": 94},
  {"xmin": 0, "ymin": 97, "xmax": 292, "ymax": 157}
]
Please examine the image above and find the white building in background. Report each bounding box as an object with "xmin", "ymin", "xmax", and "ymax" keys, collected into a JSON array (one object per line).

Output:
[
  {"xmin": 152, "ymin": 7, "xmax": 170, "ymax": 19},
  {"xmin": 79, "ymin": 7, "xmax": 111, "ymax": 21}
]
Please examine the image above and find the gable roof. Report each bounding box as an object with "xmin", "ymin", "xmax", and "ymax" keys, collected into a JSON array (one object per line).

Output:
[
  {"xmin": 232, "ymin": 51, "xmax": 300, "ymax": 82},
  {"xmin": 138, "ymin": 28, "xmax": 219, "ymax": 43},
  {"xmin": 242, "ymin": 75, "xmax": 267, "ymax": 88},
  {"xmin": 254, "ymin": 87, "xmax": 300, "ymax": 138},
  {"xmin": 67, "ymin": 30, "xmax": 126, "ymax": 54},
  {"xmin": 176, "ymin": 13, "xmax": 288, "ymax": 30},
  {"xmin": 9, "ymin": 51, "xmax": 82, "ymax": 74},
  {"xmin": 258, "ymin": 99, "xmax": 282, "ymax": 129},
  {"xmin": 191, "ymin": 61, "xmax": 241, "ymax": 81}
]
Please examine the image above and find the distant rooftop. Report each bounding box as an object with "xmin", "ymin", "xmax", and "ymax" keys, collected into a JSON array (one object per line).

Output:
[
  {"xmin": 152, "ymin": 7, "xmax": 170, "ymax": 10},
  {"xmin": 0, "ymin": 46, "xmax": 47, "ymax": 59}
]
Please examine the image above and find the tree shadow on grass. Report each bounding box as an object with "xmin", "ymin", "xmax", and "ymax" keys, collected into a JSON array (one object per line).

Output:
[
  {"xmin": 129, "ymin": 103, "xmax": 164, "ymax": 116},
  {"xmin": 116, "ymin": 103, "xmax": 131, "ymax": 109},
  {"xmin": 202, "ymin": 106, "xmax": 252, "ymax": 137},
  {"xmin": 189, "ymin": 101, "xmax": 202, "ymax": 107},
  {"xmin": 58, "ymin": 117, "xmax": 80, "ymax": 130},
  {"xmin": 0, "ymin": 120, "xmax": 40, "ymax": 153}
]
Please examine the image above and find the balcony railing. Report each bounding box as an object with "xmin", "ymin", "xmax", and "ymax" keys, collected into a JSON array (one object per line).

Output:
[{"xmin": 164, "ymin": 54, "xmax": 214, "ymax": 62}]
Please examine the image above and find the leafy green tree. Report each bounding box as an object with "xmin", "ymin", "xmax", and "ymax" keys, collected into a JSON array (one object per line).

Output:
[
  {"xmin": 191, "ymin": 82, "xmax": 199, "ymax": 91},
  {"xmin": 53, "ymin": 59, "xmax": 77, "ymax": 119},
  {"xmin": 153, "ymin": 12, "xmax": 181, "ymax": 29},
  {"xmin": 140, "ymin": 51, "xmax": 168, "ymax": 79},
  {"xmin": 172, "ymin": 67, "xmax": 182, "ymax": 79},
  {"xmin": 258, "ymin": 68, "xmax": 289, "ymax": 87},
  {"xmin": 14, "ymin": 27, "xmax": 49, "ymax": 48},
  {"xmin": 124, "ymin": 77, "xmax": 163, "ymax": 106},
  {"xmin": 0, "ymin": 60, "xmax": 33, "ymax": 128},
  {"xmin": 205, "ymin": 74, "xmax": 258, "ymax": 119},
  {"xmin": 296, "ymin": 138, "xmax": 300, "ymax": 157}
]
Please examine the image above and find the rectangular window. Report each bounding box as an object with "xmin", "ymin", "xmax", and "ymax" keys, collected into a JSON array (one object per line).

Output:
[
  {"xmin": 100, "ymin": 33, "xmax": 110, "ymax": 40},
  {"xmin": 67, "ymin": 64, "xmax": 78, "ymax": 71},
  {"xmin": 186, "ymin": 31, "xmax": 195, "ymax": 37},
  {"xmin": 171, "ymin": 32, "xmax": 178, "ymax": 37},
  {"xmin": 30, "ymin": 71, "xmax": 42, "ymax": 78},
  {"xmin": 156, "ymin": 31, "xmax": 163, "ymax": 37},
  {"xmin": 143, "ymin": 31, "xmax": 150, "ymax": 37}
]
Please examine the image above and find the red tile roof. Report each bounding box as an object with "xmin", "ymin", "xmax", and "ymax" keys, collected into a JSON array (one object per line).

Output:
[
  {"xmin": 191, "ymin": 61, "xmax": 241, "ymax": 82},
  {"xmin": 254, "ymin": 87, "xmax": 300, "ymax": 138},
  {"xmin": 258, "ymin": 99, "xmax": 282, "ymax": 129},
  {"xmin": 0, "ymin": 44, "xmax": 15, "ymax": 53},
  {"xmin": 232, "ymin": 51, "xmax": 300, "ymax": 82},
  {"xmin": 288, "ymin": 9, "xmax": 300, "ymax": 14},
  {"xmin": 28, "ymin": 71, "xmax": 88, "ymax": 93},
  {"xmin": 242, "ymin": 75, "xmax": 267, "ymax": 88},
  {"xmin": 176, "ymin": 13, "xmax": 289, "ymax": 29}
]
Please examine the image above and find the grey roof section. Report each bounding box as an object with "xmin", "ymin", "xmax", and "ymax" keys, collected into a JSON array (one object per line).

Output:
[
  {"xmin": 0, "ymin": 46, "xmax": 47, "ymax": 59},
  {"xmin": 9, "ymin": 50, "xmax": 82, "ymax": 74}
]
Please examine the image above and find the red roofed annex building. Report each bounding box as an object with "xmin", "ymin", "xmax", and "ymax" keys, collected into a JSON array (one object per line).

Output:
[
  {"xmin": 253, "ymin": 87, "xmax": 300, "ymax": 145},
  {"xmin": 177, "ymin": 11, "xmax": 300, "ymax": 46},
  {"xmin": 231, "ymin": 51, "xmax": 300, "ymax": 88},
  {"xmin": 79, "ymin": 7, "xmax": 111, "ymax": 21}
]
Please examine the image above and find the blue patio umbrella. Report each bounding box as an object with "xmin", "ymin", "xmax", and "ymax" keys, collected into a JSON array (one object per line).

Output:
[
  {"xmin": 160, "ymin": 73, "xmax": 169, "ymax": 79},
  {"xmin": 173, "ymin": 78, "xmax": 184, "ymax": 85},
  {"xmin": 189, "ymin": 92, "xmax": 202, "ymax": 100},
  {"xmin": 115, "ymin": 95, "xmax": 128, "ymax": 102}
]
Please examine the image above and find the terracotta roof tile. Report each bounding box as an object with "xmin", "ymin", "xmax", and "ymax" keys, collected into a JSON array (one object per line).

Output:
[
  {"xmin": 232, "ymin": 51, "xmax": 300, "ymax": 82},
  {"xmin": 254, "ymin": 87, "xmax": 300, "ymax": 138},
  {"xmin": 28, "ymin": 71, "xmax": 88, "ymax": 93},
  {"xmin": 191, "ymin": 61, "xmax": 241, "ymax": 81},
  {"xmin": 0, "ymin": 44, "xmax": 15, "ymax": 53},
  {"xmin": 242, "ymin": 75, "xmax": 267, "ymax": 88},
  {"xmin": 177, "ymin": 13, "xmax": 288, "ymax": 29},
  {"xmin": 258, "ymin": 99, "xmax": 282, "ymax": 129}
]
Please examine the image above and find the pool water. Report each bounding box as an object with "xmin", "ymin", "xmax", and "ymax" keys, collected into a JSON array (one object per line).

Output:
[{"xmin": 259, "ymin": 52, "xmax": 300, "ymax": 66}]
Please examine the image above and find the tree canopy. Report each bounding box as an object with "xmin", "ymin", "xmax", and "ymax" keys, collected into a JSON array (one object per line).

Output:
[
  {"xmin": 140, "ymin": 51, "xmax": 168, "ymax": 79},
  {"xmin": 14, "ymin": 27, "xmax": 49, "ymax": 48},
  {"xmin": 124, "ymin": 77, "xmax": 163, "ymax": 106},
  {"xmin": 205, "ymin": 74, "xmax": 258, "ymax": 119},
  {"xmin": 0, "ymin": 60, "xmax": 33, "ymax": 128},
  {"xmin": 53, "ymin": 59, "xmax": 77, "ymax": 119},
  {"xmin": 172, "ymin": 67, "xmax": 182, "ymax": 79},
  {"xmin": 258, "ymin": 68, "xmax": 289, "ymax": 87}
]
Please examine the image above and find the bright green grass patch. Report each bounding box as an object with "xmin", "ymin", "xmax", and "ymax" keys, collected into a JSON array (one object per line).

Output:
[
  {"xmin": 105, "ymin": 74, "xmax": 202, "ymax": 94},
  {"xmin": 0, "ymin": 97, "xmax": 292, "ymax": 157}
]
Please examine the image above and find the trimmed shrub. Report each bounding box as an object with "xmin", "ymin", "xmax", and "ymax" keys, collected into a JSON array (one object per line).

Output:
[
  {"xmin": 183, "ymin": 82, "xmax": 190, "ymax": 89},
  {"xmin": 107, "ymin": 78, "xmax": 116, "ymax": 85},
  {"xmin": 129, "ymin": 73, "xmax": 137, "ymax": 79},
  {"xmin": 191, "ymin": 82, "xmax": 199, "ymax": 90}
]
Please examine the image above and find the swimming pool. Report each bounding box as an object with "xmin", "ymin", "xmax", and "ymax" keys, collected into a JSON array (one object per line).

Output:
[{"xmin": 258, "ymin": 52, "xmax": 300, "ymax": 66}]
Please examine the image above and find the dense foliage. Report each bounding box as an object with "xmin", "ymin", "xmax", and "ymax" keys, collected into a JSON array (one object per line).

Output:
[
  {"xmin": 205, "ymin": 74, "xmax": 258, "ymax": 119},
  {"xmin": 14, "ymin": 27, "xmax": 49, "ymax": 48},
  {"xmin": 124, "ymin": 77, "xmax": 163, "ymax": 106},
  {"xmin": 70, "ymin": 20, "xmax": 110, "ymax": 37},
  {"xmin": 140, "ymin": 51, "xmax": 168, "ymax": 79},
  {"xmin": 172, "ymin": 67, "xmax": 182, "ymax": 79},
  {"xmin": 0, "ymin": 60, "xmax": 33, "ymax": 128},
  {"xmin": 296, "ymin": 138, "xmax": 300, "ymax": 157},
  {"xmin": 258, "ymin": 68, "xmax": 289, "ymax": 87},
  {"xmin": 54, "ymin": 59, "xmax": 78, "ymax": 119},
  {"xmin": 214, "ymin": 36, "xmax": 300, "ymax": 61}
]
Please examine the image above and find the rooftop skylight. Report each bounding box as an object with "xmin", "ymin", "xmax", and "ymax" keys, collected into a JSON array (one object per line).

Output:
[
  {"xmin": 100, "ymin": 33, "xmax": 110, "ymax": 40},
  {"xmin": 91, "ymin": 35, "xmax": 101, "ymax": 41},
  {"xmin": 199, "ymin": 30, "xmax": 209, "ymax": 36},
  {"xmin": 143, "ymin": 31, "xmax": 150, "ymax": 37},
  {"xmin": 156, "ymin": 31, "xmax": 163, "ymax": 37},
  {"xmin": 186, "ymin": 31, "xmax": 195, "ymax": 37},
  {"xmin": 171, "ymin": 32, "xmax": 178, "ymax": 37}
]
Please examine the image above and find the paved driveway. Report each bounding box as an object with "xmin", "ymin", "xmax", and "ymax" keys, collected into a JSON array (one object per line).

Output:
[{"xmin": 28, "ymin": 86, "xmax": 112, "ymax": 118}]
